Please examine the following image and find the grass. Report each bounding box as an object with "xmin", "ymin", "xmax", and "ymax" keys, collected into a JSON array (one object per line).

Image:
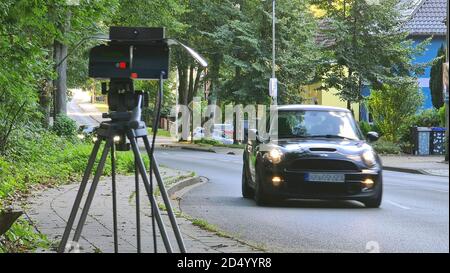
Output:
[
  {"xmin": 148, "ymin": 128, "xmax": 172, "ymax": 138},
  {"xmin": 0, "ymin": 131, "xmax": 149, "ymax": 252},
  {"xmin": 93, "ymin": 103, "xmax": 109, "ymax": 113},
  {"xmin": 193, "ymin": 139, "xmax": 245, "ymax": 149}
]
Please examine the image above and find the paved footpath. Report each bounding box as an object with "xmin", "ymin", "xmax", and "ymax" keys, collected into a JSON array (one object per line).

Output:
[{"xmin": 26, "ymin": 168, "xmax": 260, "ymax": 253}]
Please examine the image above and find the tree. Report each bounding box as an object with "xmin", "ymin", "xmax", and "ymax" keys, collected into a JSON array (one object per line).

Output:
[
  {"xmin": 368, "ymin": 82, "xmax": 423, "ymax": 142},
  {"xmin": 0, "ymin": 0, "xmax": 56, "ymax": 153},
  {"xmin": 430, "ymin": 44, "xmax": 446, "ymax": 109},
  {"xmin": 311, "ymin": 0, "xmax": 427, "ymax": 109},
  {"xmin": 184, "ymin": 0, "xmax": 320, "ymax": 106}
]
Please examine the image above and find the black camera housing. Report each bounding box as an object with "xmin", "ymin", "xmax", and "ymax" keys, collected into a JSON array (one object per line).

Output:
[{"xmin": 89, "ymin": 27, "xmax": 169, "ymax": 80}]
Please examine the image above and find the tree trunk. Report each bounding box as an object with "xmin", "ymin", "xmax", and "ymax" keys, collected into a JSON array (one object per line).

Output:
[
  {"xmin": 178, "ymin": 66, "xmax": 188, "ymax": 106},
  {"xmin": 53, "ymin": 40, "xmax": 68, "ymax": 117},
  {"xmin": 39, "ymin": 80, "xmax": 52, "ymax": 128},
  {"xmin": 53, "ymin": 11, "xmax": 71, "ymax": 118}
]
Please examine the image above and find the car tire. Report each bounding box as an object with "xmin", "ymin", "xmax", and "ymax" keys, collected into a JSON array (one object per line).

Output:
[
  {"xmin": 254, "ymin": 167, "xmax": 271, "ymax": 206},
  {"xmin": 363, "ymin": 181, "xmax": 383, "ymax": 208},
  {"xmin": 242, "ymin": 165, "xmax": 253, "ymax": 199}
]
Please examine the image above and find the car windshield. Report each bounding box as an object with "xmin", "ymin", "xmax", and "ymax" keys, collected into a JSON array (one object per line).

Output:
[{"xmin": 275, "ymin": 110, "xmax": 362, "ymax": 140}]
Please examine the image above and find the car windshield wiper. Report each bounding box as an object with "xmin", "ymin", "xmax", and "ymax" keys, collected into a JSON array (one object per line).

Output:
[{"xmin": 309, "ymin": 135, "xmax": 357, "ymax": 140}]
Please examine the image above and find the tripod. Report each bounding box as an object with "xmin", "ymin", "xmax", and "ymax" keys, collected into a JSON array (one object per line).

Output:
[{"xmin": 57, "ymin": 79, "xmax": 185, "ymax": 253}]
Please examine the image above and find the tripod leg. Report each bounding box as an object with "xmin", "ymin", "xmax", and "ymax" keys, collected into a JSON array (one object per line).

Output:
[
  {"xmin": 127, "ymin": 133, "xmax": 173, "ymax": 253},
  {"xmin": 135, "ymin": 143, "xmax": 142, "ymax": 253},
  {"xmin": 142, "ymin": 136, "xmax": 187, "ymax": 253},
  {"xmin": 72, "ymin": 139, "xmax": 112, "ymax": 244},
  {"xmin": 58, "ymin": 139, "xmax": 102, "ymax": 253},
  {"xmin": 111, "ymin": 142, "xmax": 119, "ymax": 253}
]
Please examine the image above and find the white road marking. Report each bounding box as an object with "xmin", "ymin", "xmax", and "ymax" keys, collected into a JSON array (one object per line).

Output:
[{"xmin": 386, "ymin": 200, "xmax": 411, "ymax": 210}]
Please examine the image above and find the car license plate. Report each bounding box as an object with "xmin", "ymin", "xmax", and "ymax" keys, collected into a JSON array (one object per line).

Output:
[{"xmin": 305, "ymin": 173, "xmax": 345, "ymax": 183}]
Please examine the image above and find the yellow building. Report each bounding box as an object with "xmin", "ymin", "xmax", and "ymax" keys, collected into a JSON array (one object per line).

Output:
[{"xmin": 301, "ymin": 83, "xmax": 361, "ymax": 121}]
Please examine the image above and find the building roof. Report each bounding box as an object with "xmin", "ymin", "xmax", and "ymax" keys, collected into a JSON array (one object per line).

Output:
[{"xmin": 402, "ymin": 0, "xmax": 447, "ymax": 36}]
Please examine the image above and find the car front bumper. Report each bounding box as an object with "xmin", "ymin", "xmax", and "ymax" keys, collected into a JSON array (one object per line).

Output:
[{"xmin": 259, "ymin": 166, "xmax": 382, "ymax": 201}]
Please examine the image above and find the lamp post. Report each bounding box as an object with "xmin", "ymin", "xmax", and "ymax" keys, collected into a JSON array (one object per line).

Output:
[{"xmin": 268, "ymin": 0, "xmax": 278, "ymax": 105}]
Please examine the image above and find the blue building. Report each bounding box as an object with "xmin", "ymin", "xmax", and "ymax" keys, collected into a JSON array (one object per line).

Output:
[{"xmin": 402, "ymin": 0, "xmax": 447, "ymax": 109}]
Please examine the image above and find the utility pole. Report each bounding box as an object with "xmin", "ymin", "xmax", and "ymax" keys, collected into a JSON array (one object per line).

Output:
[
  {"xmin": 272, "ymin": 0, "xmax": 276, "ymax": 81},
  {"xmin": 269, "ymin": 0, "xmax": 278, "ymax": 105}
]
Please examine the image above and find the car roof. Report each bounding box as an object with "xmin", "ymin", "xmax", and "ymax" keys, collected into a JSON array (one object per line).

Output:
[{"xmin": 277, "ymin": 105, "xmax": 351, "ymax": 112}]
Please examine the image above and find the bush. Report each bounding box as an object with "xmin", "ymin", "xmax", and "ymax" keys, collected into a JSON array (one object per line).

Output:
[
  {"xmin": 439, "ymin": 106, "xmax": 447, "ymax": 127},
  {"xmin": 369, "ymin": 82, "xmax": 423, "ymax": 142},
  {"xmin": 399, "ymin": 109, "xmax": 442, "ymax": 143},
  {"xmin": 372, "ymin": 138, "xmax": 402, "ymax": 155},
  {"xmin": 407, "ymin": 109, "xmax": 441, "ymax": 127},
  {"xmin": 359, "ymin": 121, "xmax": 371, "ymax": 136},
  {"xmin": 52, "ymin": 114, "xmax": 77, "ymax": 138}
]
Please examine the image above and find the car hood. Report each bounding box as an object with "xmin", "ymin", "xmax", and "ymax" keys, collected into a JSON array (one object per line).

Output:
[{"xmin": 268, "ymin": 138, "xmax": 373, "ymax": 155}]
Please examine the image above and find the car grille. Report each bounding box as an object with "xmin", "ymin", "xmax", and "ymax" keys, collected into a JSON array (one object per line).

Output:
[{"xmin": 288, "ymin": 159, "xmax": 359, "ymax": 172}]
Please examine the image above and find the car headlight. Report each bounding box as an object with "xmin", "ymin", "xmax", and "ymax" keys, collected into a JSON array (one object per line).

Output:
[
  {"xmin": 264, "ymin": 149, "xmax": 283, "ymax": 164},
  {"xmin": 361, "ymin": 150, "xmax": 376, "ymax": 167}
]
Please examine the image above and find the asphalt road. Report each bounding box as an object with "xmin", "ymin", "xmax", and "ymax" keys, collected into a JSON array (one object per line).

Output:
[{"xmin": 155, "ymin": 148, "xmax": 449, "ymax": 253}]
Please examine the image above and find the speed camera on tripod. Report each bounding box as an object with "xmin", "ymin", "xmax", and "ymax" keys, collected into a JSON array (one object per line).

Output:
[{"xmin": 88, "ymin": 27, "xmax": 169, "ymax": 80}]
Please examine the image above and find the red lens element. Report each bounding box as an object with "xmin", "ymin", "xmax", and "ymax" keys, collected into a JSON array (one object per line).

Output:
[
  {"xmin": 118, "ymin": 62, "xmax": 127, "ymax": 69},
  {"xmin": 131, "ymin": 73, "xmax": 138, "ymax": 79}
]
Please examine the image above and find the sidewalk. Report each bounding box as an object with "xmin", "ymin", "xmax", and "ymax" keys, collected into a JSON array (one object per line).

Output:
[
  {"xmin": 26, "ymin": 168, "xmax": 260, "ymax": 253},
  {"xmin": 161, "ymin": 143, "xmax": 449, "ymax": 177},
  {"xmin": 380, "ymin": 155, "xmax": 448, "ymax": 177}
]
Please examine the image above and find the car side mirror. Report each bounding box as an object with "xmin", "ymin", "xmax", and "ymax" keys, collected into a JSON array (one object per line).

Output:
[{"xmin": 367, "ymin": 131, "xmax": 379, "ymax": 142}]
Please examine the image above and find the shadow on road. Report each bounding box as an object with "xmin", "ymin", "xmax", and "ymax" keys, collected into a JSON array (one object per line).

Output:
[{"xmin": 216, "ymin": 196, "xmax": 368, "ymax": 209}]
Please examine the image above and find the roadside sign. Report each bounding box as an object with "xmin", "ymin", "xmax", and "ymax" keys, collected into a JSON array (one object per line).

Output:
[{"xmin": 269, "ymin": 78, "xmax": 278, "ymax": 97}]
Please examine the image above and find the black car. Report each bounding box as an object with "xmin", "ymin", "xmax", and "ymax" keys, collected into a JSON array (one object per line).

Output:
[{"xmin": 242, "ymin": 105, "xmax": 382, "ymax": 208}]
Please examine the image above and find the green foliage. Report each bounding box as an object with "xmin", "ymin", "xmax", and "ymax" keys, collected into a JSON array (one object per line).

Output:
[
  {"xmin": 188, "ymin": 0, "xmax": 320, "ymax": 105},
  {"xmin": 0, "ymin": 219, "xmax": 50, "ymax": 253},
  {"xmin": 312, "ymin": 0, "xmax": 427, "ymax": 105},
  {"xmin": 52, "ymin": 114, "xmax": 78, "ymax": 138},
  {"xmin": 439, "ymin": 105, "xmax": 447, "ymax": 127},
  {"xmin": 399, "ymin": 108, "xmax": 442, "ymax": 144},
  {"xmin": 194, "ymin": 139, "xmax": 223, "ymax": 146},
  {"xmin": 371, "ymin": 137, "xmax": 402, "ymax": 155},
  {"xmin": 407, "ymin": 109, "xmax": 441, "ymax": 128},
  {"xmin": 148, "ymin": 128, "xmax": 172, "ymax": 138},
  {"xmin": 0, "ymin": 130, "xmax": 149, "ymax": 252},
  {"xmin": 358, "ymin": 121, "xmax": 371, "ymax": 136},
  {"xmin": 369, "ymin": 82, "xmax": 423, "ymax": 142},
  {"xmin": 430, "ymin": 44, "xmax": 446, "ymax": 109}
]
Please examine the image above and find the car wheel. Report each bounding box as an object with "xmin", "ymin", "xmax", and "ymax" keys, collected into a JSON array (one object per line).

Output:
[
  {"xmin": 254, "ymin": 167, "xmax": 271, "ymax": 206},
  {"xmin": 363, "ymin": 181, "xmax": 383, "ymax": 208},
  {"xmin": 242, "ymin": 165, "xmax": 253, "ymax": 199}
]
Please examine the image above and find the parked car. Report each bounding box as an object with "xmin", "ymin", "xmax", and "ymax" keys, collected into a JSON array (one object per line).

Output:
[
  {"xmin": 242, "ymin": 105, "xmax": 382, "ymax": 208},
  {"xmin": 193, "ymin": 124, "xmax": 234, "ymax": 145}
]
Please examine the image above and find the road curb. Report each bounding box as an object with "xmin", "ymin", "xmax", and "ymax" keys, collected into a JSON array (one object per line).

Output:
[
  {"xmin": 166, "ymin": 176, "xmax": 203, "ymax": 198},
  {"xmin": 383, "ymin": 166, "xmax": 428, "ymax": 175},
  {"xmin": 180, "ymin": 146, "xmax": 216, "ymax": 153}
]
